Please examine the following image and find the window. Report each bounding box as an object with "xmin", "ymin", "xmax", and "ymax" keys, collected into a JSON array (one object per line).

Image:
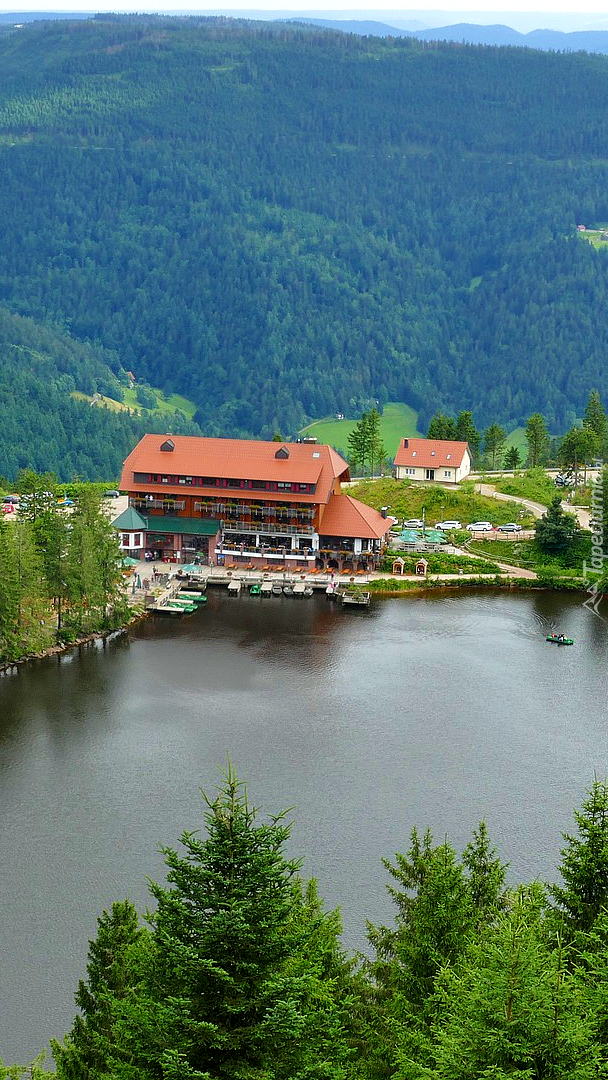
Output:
[
  {"xmin": 444, "ymin": 470, "xmax": 451, "ymax": 478},
  {"xmin": 121, "ymin": 533, "xmax": 130, "ymax": 546},
  {"xmin": 134, "ymin": 533, "xmax": 141, "ymax": 546},
  {"xmin": 402, "ymin": 467, "xmax": 416, "ymax": 476}
]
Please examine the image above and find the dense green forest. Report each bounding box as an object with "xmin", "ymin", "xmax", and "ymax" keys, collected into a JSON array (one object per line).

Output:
[
  {"xmin": 0, "ymin": 477, "xmax": 130, "ymax": 661},
  {"xmin": 6, "ymin": 771, "xmax": 608, "ymax": 1078},
  {"xmin": 1, "ymin": 17, "xmax": 608, "ymax": 474}
]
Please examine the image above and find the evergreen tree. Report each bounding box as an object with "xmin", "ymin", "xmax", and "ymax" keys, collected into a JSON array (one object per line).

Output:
[
  {"xmin": 426, "ymin": 414, "xmax": 456, "ymax": 441},
  {"xmin": 483, "ymin": 423, "xmax": 507, "ymax": 470},
  {"xmin": 560, "ymin": 425, "xmax": 600, "ymax": 485},
  {"xmin": 366, "ymin": 409, "xmax": 386, "ymax": 478},
  {"xmin": 550, "ymin": 779, "xmax": 608, "ymax": 935},
  {"xmin": 525, "ymin": 413, "xmax": 550, "ymax": 466},
  {"xmin": 53, "ymin": 900, "xmax": 149, "ymax": 1080},
  {"xmin": 583, "ymin": 390, "xmax": 608, "ymax": 457},
  {"xmin": 535, "ymin": 495, "xmax": 581, "ymax": 557},
  {"xmin": 504, "ymin": 445, "xmax": 521, "ymax": 470},
  {"xmin": 455, "ymin": 412, "xmax": 480, "ymax": 462},
  {"xmin": 424, "ymin": 884, "xmax": 599, "ymax": 1080},
  {"xmin": 132, "ymin": 768, "xmax": 351, "ymax": 1079}
]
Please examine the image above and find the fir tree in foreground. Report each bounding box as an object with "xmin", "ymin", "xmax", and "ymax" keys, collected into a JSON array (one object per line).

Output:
[{"xmin": 53, "ymin": 767, "xmax": 353, "ymax": 1080}]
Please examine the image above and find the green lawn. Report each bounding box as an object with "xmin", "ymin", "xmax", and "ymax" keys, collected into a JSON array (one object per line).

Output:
[
  {"xmin": 503, "ymin": 427, "xmax": 528, "ymax": 460},
  {"xmin": 74, "ymin": 385, "xmax": 198, "ymax": 420},
  {"xmin": 300, "ymin": 402, "xmax": 421, "ymax": 457},
  {"xmin": 347, "ymin": 476, "xmax": 537, "ymax": 528}
]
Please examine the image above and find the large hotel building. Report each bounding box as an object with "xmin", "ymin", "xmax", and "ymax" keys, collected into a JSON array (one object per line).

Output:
[{"xmin": 115, "ymin": 434, "xmax": 392, "ymax": 573}]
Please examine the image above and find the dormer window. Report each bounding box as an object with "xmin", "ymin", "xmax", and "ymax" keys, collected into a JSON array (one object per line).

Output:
[
  {"xmin": 160, "ymin": 438, "xmax": 175, "ymax": 452},
  {"xmin": 275, "ymin": 446, "xmax": 289, "ymax": 459},
  {"xmin": 412, "ymin": 451, "xmax": 416, "ymax": 457},
  {"xmin": 431, "ymin": 451, "xmax": 436, "ymax": 456},
  {"xmin": 446, "ymin": 454, "xmax": 451, "ymax": 460}
]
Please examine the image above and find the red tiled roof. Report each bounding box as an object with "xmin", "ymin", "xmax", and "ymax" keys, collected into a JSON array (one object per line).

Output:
[
  {"xmin": 120, "ymin": 435, "xmax": 350, "ymax": 505},
  {"xmin": 393, "ymin": 438, "xmax": 469, "ymax": 469},
  {"xmin": 320, "ymin": 494, "xmax": 391, "ymax": 540}
]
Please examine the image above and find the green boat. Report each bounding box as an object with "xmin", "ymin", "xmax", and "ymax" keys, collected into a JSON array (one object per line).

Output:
[
  {"xmin": 546, "ymin": 635, "xmax": 574, "ymax": 645},
  {"xmin": 250, "ymin": 583, "xmax": 262, "ymax": 595},
  {"xmin": 179, "ymin": 590, "xmax": 207, "ymax": 604}
]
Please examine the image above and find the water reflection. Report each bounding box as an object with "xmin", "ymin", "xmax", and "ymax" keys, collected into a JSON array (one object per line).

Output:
[{"xmin": 0, "ymin": 589, "xmax": 606, "ymax": 1064}]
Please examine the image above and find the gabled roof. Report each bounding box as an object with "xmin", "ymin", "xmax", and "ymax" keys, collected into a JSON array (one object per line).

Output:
[
  {"xmin": 393, "ymin": 438, "xmax": 469, "ymax": 469},
  {"xmin": 319, "ymin": 494, "xmax": 391, "ymax": 540},
  {"xmin": 120, "ymin": 435, "xmax": 350, "ymax": 505},
  {"xmin": 111, "ymin": 506, "xmax": 147, "ymax": 531}
]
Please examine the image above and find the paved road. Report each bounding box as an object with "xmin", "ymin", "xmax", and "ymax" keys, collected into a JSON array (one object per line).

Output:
[
  {"xmin": 475, "ymin": 482, "xmax": 591, "ymax": 530},
  {"xmin": 475, "ymin": 482, "xmax": 547, "ymax": 519}
]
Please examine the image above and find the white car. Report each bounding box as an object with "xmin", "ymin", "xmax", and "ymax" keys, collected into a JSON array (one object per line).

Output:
[
  {"xmin": 402, "ymin": 518, "xmax": 424, "ymax": 529},
  {"xmin": 497, "ymin": 522, "xmax": 523, "ymax": 533},
  {"xmin": 435, "ymin": 520, "xmax": 463, "ymax": 531},
  {"xmin": 466, "ymin": 521, "xmax": 494, "ymax": 532}
]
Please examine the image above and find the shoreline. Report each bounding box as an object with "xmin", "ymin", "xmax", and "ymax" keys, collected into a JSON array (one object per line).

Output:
[
  {"xmin": 0, "ymin": 572, "xmax": 600, "ymax": 673},
  {"xmin": 0, "ymin": 609, "xmax": 148, "ymax": 676}
]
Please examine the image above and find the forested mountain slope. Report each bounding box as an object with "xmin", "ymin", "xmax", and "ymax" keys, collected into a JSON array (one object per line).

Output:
[
  {"xmin": 0, "ymin": 15, "xmax": 608, "ymax": 464},
  {"xmin": 0, "ymin": 308, "xmax": 199, "ymax": 480}
]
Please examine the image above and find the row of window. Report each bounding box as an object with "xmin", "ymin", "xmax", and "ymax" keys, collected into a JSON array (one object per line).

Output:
[{"xmin": 134, "ymin": 473, "xmax": 316, "ymax": 494}]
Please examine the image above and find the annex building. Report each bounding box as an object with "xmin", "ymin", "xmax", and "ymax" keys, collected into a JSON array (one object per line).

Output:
[
  {"xmin": 393, "ymin": 438, "xmax": 471, "ymax": 483},
  {"xmin": 115, "ymin": 434, "xmax": 392, "ymax": 572}
]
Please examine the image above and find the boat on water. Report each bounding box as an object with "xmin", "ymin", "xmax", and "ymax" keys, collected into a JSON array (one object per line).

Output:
[
  {"xmin": 546, "ymin": 635, "xmax": 574, "ymax": 645},
  {"xmin": 283, "ymin": 585, "xmax": 294, "ymax": 596},
  {"xmin": 250, "ymin": 583, "xmax": 262, "ymax": 595},
  {"xmin": 271, "ymin": 583, "xmax": 283, "ymax": 596},
  {"xmin": 340, "ymin": 588, "xmax": 371, "ymax": 607},
  {"xmin": 179, "ymin": 590, "xmax": 207, "ymax": 604}
]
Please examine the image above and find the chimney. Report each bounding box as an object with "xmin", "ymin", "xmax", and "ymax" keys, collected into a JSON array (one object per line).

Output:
[
  {"xmin": 403, "ymin": 438, "xmax": 409, "ymax": 448},
  {"xmin": 381, "ymin": 506, "xmax": 388, "ymax": 519}
]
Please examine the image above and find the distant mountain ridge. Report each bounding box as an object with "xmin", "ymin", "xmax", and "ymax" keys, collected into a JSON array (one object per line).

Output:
[{"xmin": 292, "ymin": 17, "xmax": 608, "ymax": 52}]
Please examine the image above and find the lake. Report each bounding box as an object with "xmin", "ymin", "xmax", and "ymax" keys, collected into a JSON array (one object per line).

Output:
[{"xmin": 0, "ymin": 588, "xmax": 606, "ymax": 1064}]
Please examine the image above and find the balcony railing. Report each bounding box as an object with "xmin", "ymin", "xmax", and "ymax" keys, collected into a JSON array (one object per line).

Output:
[
  {"xmin": 133, "ymin": 499, "xmax": 186, "ymax": 512},
  {"xmin": 224, "ymin": 523, "xmax": 315, "ymax": 537}
]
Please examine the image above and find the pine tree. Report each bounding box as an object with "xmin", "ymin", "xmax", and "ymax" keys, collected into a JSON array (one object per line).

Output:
[
  {"xmin": 503, "ymin": 445, "xmax": 521, "ymax": 471},
  {"xmin": 426, "ymin": 414, "xmax": 457, "ymax": 441},
  {"xmin": 583, "ymin": 390, "xmax": 607, "ymax": 456},
  {"xmin": 425, "ymin": 885, "xmax": 599, "ymax": 1080},
  {"xmin": 525, "ymin": 413, "xmax": 550, "ymax": 466},
  {"xmin": 535, "ymin": 495, "xmax": 580, "ymax": 557},
  {"xmin": 141, "ymin": 768, "xmax": 351, "ymax": 1079},
  {"xmin": 455, "ymin": 412, "xmax": 480, "ymax": 461},
  {"xmin": 483, "ymin": 423, "xmax": 506, "ymax": 470},
  {"xmin": 53, "ymin": 900, "xmax": 149, "ymax": 1080},
  {"xmin": 551, "ymin": 779, "xmax": 608, "ymax": 935}
]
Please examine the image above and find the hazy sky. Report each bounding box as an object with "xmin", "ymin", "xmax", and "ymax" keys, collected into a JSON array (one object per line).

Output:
[{"xmin": 3, "ymin": 1, "xmax": 608, "ymax": 33}]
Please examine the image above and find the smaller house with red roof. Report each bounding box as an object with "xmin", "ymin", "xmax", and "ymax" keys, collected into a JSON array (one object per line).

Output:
[{"xmin": 393, "ymin": 438, "xmax": 471, "ymax": 484}]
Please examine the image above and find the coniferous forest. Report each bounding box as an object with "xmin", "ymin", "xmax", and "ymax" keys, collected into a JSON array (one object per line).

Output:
[
  {"xmin": 5, "ymin": 770, "xmax": 608, "ymax": 1078},
  {"xmin": 1, "ymin": 17, "xmax": 608, "ymax": 477}
]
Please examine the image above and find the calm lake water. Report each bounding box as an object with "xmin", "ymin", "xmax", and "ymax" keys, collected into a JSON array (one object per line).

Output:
[{"xmin": 0, "ymin": 588, "xmax": 607, "ymax": 1064}]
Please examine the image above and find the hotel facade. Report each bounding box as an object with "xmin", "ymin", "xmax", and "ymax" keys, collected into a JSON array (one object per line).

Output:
[{"xmin": 115, "ymin": 434, "xmax": 392, "ymax": 572}]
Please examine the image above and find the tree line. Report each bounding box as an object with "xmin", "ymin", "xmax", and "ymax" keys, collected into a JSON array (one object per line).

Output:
[
  {"xmin": 0, "ymin": 472, "xmax": 130, "ymax": 663},
  {"xmin": 424, "ymin": 388, "xmax": 608, "ymax": 472},
  {"xmin": 6, "ymin": 771, "xmax": 608, "ymax": 1078}
]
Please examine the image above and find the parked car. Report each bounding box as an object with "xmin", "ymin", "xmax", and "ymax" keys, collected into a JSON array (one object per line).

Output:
[
  {"xmin": 103, "ymin": 490, "xmax": 120, "ymax": 498},
  {"xmin": 497, "ymin": 522, "xmax": 523, "ymax": 532},
  {"xmin": 435, "ymin": 520, "xmax": 463, "ymax": 531},
  {"xmin": 57, "ymin": 497, "xmax": 74, "ymax": 507},
  {"xmin": 3, "ymin": 495, "xmax": 19, "ymax": 504},
  {"xmin": 2, "ymin": 503, "xmax": 14, "ymax": 514},
  {"xmin": 402, "ymin": 518, "xmax": 424, "ymax": 529},
  {"xmin": 466, "ymin": 521, "xmax": 494, "ymax": 532}
]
